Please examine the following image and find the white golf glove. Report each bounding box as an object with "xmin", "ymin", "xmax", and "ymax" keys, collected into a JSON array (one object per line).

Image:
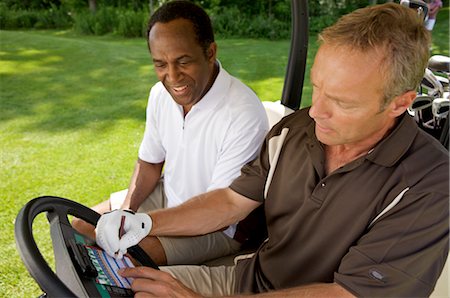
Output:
[{"xmin": 95, "ymin": 209, "xmax": 152, "ymax": 259}]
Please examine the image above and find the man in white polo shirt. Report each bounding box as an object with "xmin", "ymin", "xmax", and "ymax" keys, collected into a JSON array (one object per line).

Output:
[{"xmin": 72, "ymin": 1, "xmax": 268, "ymax": 266}]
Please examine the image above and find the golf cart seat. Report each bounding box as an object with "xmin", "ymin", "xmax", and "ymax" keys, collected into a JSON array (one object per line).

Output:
[{"xmin": 262, "ymin": 100, "xmax": 294, "ymax": 127}]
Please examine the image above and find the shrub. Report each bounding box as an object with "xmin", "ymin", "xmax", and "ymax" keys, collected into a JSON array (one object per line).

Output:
[
  {"xmin": 210, "ymin": 6, "xmax": 289, "ymax": 40},
  {"xmin": 72, "ymin": 7, "xmax": 117, "ymax": 35},
  {"xmin": 116, "ymin": 9, "xmax": 147, "ymax": 38},
  {"xmin": 0, "ymin": 5, "xmax": 72, "ymax": 30},
  {"xmin": 209, "ymin": 6, "xmax": 245, "ymax": 38},
  {"xmin": 0, "ymin": 1, "xmax": 370, "ymax": 39},
  {"xmin": 7, "ymin": 10, "xmax": 39, "ymax": 28},
  {"xmin": 72, "ymin": 10, "xmax": 95, "ymax": 34},
  {"xmin": 93, "ymin": 7, "xmax": 116, "ymax": 35},
  {"xmin": 246, "ymin": 15, "xmax": 289, "ymax": 40},
  {"xmin": 34, "ymin": 7, "xmax": 72, "ymax": 29},
  {"xmin": 71, "ymin": 7, "xmax": 148, "ymax": 37}
]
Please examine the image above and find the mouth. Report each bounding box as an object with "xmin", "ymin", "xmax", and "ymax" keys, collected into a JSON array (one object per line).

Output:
[
  {"xmin": 172, "ymin": 85, "xmax": 189, "ymax": 95},
  {"xmin": 315, "ymin": 121, "xmax": 332, "ymax": 133}
]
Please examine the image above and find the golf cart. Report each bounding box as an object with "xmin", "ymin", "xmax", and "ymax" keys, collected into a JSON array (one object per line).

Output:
[{"xmin": 14, "ymin": 0, "xmax": 448, "ymax": 297}]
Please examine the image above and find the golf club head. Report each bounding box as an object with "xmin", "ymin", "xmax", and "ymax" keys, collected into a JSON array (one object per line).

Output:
[
  {"xmin": 421, "ymin": 68, "xmax": 444, "ymax": 98},
  {"xmin": 400, "ymin": 0, "xmax": 429, "ymax": 21},
  {"xmin": 428, "ymin": 55, "xmax": 450, "ymax": 74},
  {"xmin": 436, "ymin": 76, "xmax": 449, "ymax": 92},
  {"xmin": 408, "ymin": 94, "xmax": 433, "ymax": 125},
  {"xmin": 432, "ymin": 98, "xmax": 450, "ymax": 119}
]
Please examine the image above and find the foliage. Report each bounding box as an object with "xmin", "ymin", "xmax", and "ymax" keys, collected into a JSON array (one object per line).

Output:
[
  {"xmin": 116, "ymin": 9, "xmax": 148, "ymax": 38},
  {"xmin": 0, "ymin": 3, "xmax": 72, "ymax": 29},
  {"xmin": 71, "ymin": 7, "xmax": 148, "ymax": 37},
  {"xmin": 308, "ymin": 0, "xmax": 369, "ymax": 32},
  {"xmin": 209, "ymin": 5, "xmax": 290, "ymax": 39},
  {"xmin": 0, "ymin": 0, "xmax": 379, "ymax": 39},
  {"xmin": 72, "ymin": 7, "xmax": 116, "ymax": 35}
]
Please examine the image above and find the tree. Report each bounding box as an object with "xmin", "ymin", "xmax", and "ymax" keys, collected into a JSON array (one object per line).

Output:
[{"xmin": 88, "ymin": 0, "xmax": 96, "ymax": 12}]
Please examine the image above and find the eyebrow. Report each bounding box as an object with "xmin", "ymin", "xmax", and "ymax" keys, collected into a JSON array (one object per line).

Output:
[
  {"xmin": 152, "ymin": 55, "xmax": 192, "ymax": 63},
  {"xmin": 311, "ymin": 75, "xmax": 356, "ymax": 104},
  {"xmin": 326, "ymin": 90, "xmax": 358, "ymax": 105}
]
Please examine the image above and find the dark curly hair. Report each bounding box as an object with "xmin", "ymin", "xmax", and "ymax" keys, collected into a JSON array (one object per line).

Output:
[{"xmin": 147, "ymin": 1, "xmax": 215, "ymax": 56}]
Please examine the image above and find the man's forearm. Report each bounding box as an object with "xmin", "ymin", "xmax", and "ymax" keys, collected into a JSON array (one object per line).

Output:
[
  {"xmin": 233, "ymin": 283, "xmax": 355, "ymax": 298},
  {"xmin": 122, "ymin": 159, "xmax": 164, "ymax": 211},
  {"xmin": 149, "ymin": 188, "xmax": 261, "ymax": 237}
]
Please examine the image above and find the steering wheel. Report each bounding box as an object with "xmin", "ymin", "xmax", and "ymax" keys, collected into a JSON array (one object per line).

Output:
[{"xmin": 15, "ymin": 196, "xmax": 158, "ymax": 297}]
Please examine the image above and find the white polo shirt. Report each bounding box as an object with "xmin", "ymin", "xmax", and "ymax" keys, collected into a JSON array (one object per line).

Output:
[{"xmin": 138, "ymin": 63, "xmax": 269, "ymax": 235}]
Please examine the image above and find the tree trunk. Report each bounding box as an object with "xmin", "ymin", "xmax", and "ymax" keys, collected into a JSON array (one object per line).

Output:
[
  {"xmin": 269, "ymin": 0, "xmax": 272, "ymax": 19},
  {"xmin": 89, "ymin": 0, "xmax": 97, "ymax": 12},
  {"xmin": 149, "ymin": 0, "xmax": 154, "ymax": 15}
]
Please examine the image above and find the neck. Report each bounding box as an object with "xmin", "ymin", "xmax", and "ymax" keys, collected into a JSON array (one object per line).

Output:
[
  {"xmin": 324, "ymin": 145, "xmax": 370, "ymax": 174},
  {"xmin": 183, "ymin": 61, "xmax": 219, "ymax": 116},
  {"xmin": 324, "ymin": 118, "xmax": 397, "ymax": 174}
]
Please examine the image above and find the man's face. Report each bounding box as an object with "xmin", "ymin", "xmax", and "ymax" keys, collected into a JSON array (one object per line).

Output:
[
  {"xmin": 149, "ymin": 18, "xmax": 216, "ymax": 113},
  {"xmin": 309, "ymin": 44, "xmax": 396, "ymax": 147}
]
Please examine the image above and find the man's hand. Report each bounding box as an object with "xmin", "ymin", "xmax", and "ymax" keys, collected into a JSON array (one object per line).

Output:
[
  {"xmin": 95, "ymin": 210, "xmax": 152, "ymax": 259},
  {"xmin": 119, "ymin": 267, "xmax": 202, "ymax": 298}
]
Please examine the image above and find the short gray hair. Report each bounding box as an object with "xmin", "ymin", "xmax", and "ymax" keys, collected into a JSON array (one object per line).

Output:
[{"xmin": 319, "ymin": 3, "xmax": 430, "ymax": 107}]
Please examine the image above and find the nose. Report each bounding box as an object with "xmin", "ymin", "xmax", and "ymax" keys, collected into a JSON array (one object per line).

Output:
[
  {"xmin": 309, "ymin": 89, "xmax": 329, "ymax": 120},
  {"xmin": 166, "ymin": 64, "xmax": 182, "ymax": 83}
]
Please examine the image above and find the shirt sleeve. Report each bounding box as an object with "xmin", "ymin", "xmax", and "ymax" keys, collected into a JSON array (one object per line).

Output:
[
  {"xmin": 138, "ymin": 84, "xmax": 166, "ymax": 163},
  {"xmin": 228, "ymin": 132, "xmax": 271, "ymax": 202},
  {"xmin": 334, "ymin": 189, "xmax": 449, "ymax": 297}
]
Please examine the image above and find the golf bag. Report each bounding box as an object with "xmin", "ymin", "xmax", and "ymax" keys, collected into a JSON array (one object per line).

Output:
[{"xmin": 407, "ymin": 55, "xmax": 450, "ymax": 149}]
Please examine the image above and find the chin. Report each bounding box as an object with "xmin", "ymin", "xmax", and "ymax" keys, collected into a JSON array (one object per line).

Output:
[
  {"xmin": 316, "ymin": 134, "xmax": 340, "ymax": 146},
  {"xmin": 172, "ymin": 96, "xmax": 192, "ymax": 106}
]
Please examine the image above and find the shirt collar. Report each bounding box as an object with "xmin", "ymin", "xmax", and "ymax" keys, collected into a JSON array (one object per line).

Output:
[
  {"xmin": 365, "ymin": 113, "xmax": 419, "ymax": 167},
  {"xmin": 304, "ymin": 109, "xmax": 419, "ymax": 167},
  {"xmin": 191, "ymin": 60, "xmax": 231, "ymax": 112}
]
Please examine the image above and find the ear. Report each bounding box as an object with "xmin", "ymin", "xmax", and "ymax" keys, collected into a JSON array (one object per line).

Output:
[
  {"xmin": 387, "ymin": 90, "xmax": 416, "ymax": 117},
  {"xmin": 207, "ymin": 42, "xmax": 217, "ymax": 62}
]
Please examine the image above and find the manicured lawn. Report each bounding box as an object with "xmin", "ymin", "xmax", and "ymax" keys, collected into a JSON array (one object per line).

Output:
[{"xmin": 0, "ymin": 7, "xmax": 448, "ymax": 295}]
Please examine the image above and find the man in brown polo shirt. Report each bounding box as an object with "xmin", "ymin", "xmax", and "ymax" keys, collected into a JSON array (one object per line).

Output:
[{"xmin": 95, "ymin": 3, "xmax": 449, "ymax": 297}]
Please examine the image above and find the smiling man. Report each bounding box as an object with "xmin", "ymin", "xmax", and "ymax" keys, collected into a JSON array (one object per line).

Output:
[{"xmin": 73, "ymin": 0, "xmax": 268, "ymax": 266}]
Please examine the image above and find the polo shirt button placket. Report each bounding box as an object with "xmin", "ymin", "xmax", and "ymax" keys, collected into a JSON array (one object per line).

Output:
[
  {"xmin": 181, "ymin": 118, "xmax": 188, "ymax": 148},
  {"xmin": 311, "ymin": 180, "xmax": 328, "ymax": 204}
]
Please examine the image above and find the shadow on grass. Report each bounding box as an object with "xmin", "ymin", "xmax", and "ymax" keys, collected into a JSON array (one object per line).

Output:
[{"xmin": 0, "ymin": 31, "xmax": 154, "ymax": 134}]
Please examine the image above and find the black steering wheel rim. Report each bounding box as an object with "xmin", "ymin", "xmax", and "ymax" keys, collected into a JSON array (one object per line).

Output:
[{"xmin": 15, "ymin": 196, "xmax": 157, "ymax": 297}]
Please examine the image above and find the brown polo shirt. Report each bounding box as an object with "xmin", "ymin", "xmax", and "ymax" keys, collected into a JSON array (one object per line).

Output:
[{"xmin": 230, "ymin": 108, "xmax": 449, "ymax": 297}]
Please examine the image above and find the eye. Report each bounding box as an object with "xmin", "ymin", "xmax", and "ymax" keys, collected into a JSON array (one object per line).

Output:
[
  {"xmin": 335, "ymin": 100, "xmax": 357, "ymax": 110},
  {"xmin": 178, "ymin": 58, "xmax": 192, "ymax": 66},
  {"xmin": 153, "ymin": 61, "xmax": 166, "ymax": 69}
]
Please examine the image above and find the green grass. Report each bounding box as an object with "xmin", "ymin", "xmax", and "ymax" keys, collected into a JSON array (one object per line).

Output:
[
  {"xmin": 430, "ymin": 6, "xmax": 449, "ymax": 55},
  {"xmin": 0, "ymin": 8, "xmax": 448, "ymax": 295}
]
